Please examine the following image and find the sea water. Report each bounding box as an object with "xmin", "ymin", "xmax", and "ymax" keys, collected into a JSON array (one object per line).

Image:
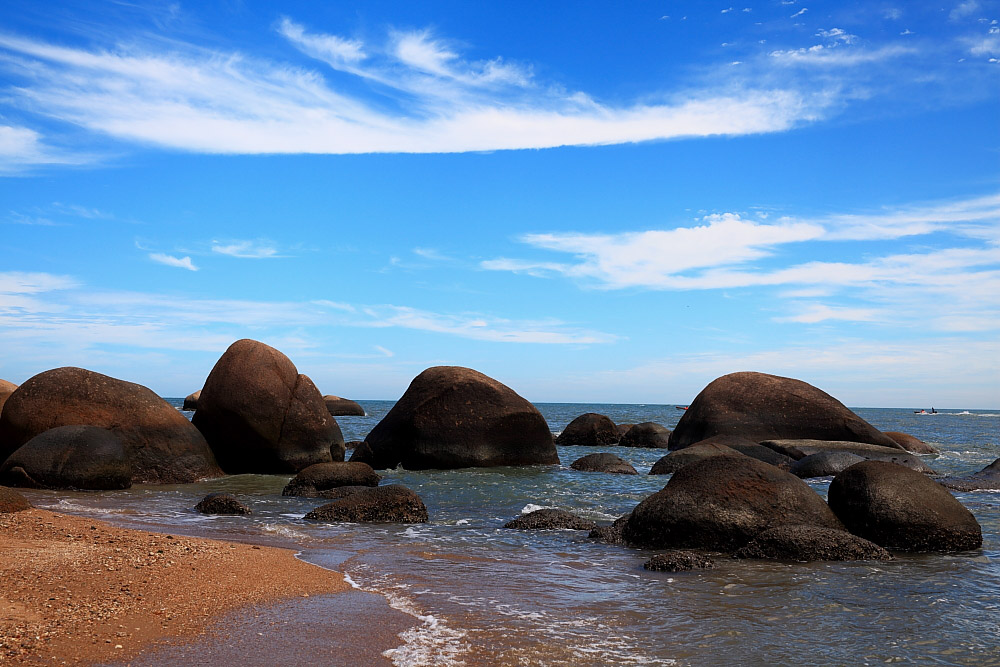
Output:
[{"xmin": 22, "ymin": 403, "xmax": 1000, "ymax": 665}]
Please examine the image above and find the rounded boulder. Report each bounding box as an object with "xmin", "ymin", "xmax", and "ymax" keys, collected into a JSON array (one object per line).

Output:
[
  {"xmin": 323, "ymin": 395, "xmax": 366, "ymax": 416},
  {"xmin": 884, "ymin": 431, "xmax": 939, "ymax": 455},
  {"xmin": 0, "ymin": 425, "xmax": 132, "ymax": 490},
  {"xmin": 504, "ymin": 509, "xmax": 596, "ymax": 530},
  {"xmin": 0, "ymin": 486, "xmax": 31, "ymax": 513},
  {"xmin": 192, "ymin": 339, "xmax": 344, "ymax": 474},
  {"xmin": 734, "ymin": 525, "xmax": 893, "ymax": 561},
  {"xmin": 649, "ymin": 442, "xmax": 746, "ymax": 475},
  {"xmin": 791, "ymin": 451, "xmax": 866, "ymax": 479},
  {"xmin": 0, "ymin": 379, "xmax": 17, "ymax": 415},
  {"xmin": 570, "ymin": 453, "xmax": 638, "ymax": 475},
  {"xmin": 304, "ymin": 485, "xmax": 428, "ymax": 523},
  {"xmin": 360, "ymin": 366, "xmax": 558, "ymax": 470},
  {"xmin": 619, "ymin": 422, "xmax": 671, "ymax": 448},
  {"xmin": 556, "ymin": 413, "xmax": 619, "ymax": 447},
  {"xmin": 182, "ymin": 390, "xmax": 201, "ymax": 411},
  {"xmin": 0, "ymin": 367, "xmax": 220, "ymax": 484},
  {"xmin": 828, "ymin": 461, "xmax": 982, "ymax": 552},
  {"xmin": 195, "ymin": 493, "xmax": 252, "ymax": 516},
  {"xmin": 282, "ymin": 462, "xmax": 381, "ymax": 497}
]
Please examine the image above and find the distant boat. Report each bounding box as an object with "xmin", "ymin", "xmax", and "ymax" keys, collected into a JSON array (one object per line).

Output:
[
  {"xmin": 676, "ymin": 406, "xmax": 689, "ymax": 411},
  {"xmin": 914, "ymin": 408, "xmax": 938, "ymax": 415}
]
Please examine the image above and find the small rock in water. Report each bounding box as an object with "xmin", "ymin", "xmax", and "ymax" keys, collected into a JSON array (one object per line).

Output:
[
  {"xmin": 504, "ymin": 509, "xmax": 596, "ymax": 530},
  {"xmin": 195, "ymin": 493, "xmax": 252, "ymax": 516},
  {"xmin": 644, "ymin": 551, "xmax": 715, "ymax": 572},
  {"xmin": 570, "ymin": 453, "xmax": 638, "ymax": 475}
]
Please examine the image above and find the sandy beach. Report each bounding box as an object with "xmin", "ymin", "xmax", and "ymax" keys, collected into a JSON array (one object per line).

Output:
[{"xmin": 0, "ymin": 507, "xmax": 409, "ymax": 666}]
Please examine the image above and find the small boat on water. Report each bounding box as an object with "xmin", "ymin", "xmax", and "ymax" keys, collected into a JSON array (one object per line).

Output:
[
  {"xmin": 676, "ymin": 405, "xmax": 689, "ymax": 411},
  {"xmin": 914, "ymin": 408, "xmax": 938, "ymax": 415}
]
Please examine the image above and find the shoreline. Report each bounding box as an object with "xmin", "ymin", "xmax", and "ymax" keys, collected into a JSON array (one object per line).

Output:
[{"xmin": 0, "ymin": 508, "xmax": 414, "ymax": 666}]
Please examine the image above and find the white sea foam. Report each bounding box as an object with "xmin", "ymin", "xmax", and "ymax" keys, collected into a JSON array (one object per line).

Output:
[
  {"xmin": 520, "ymin": 503, "xmax": 556, "ymax": 514},
  {"xmin": 260, "ymin": 523, "xmax": 309, "ymax": 540}
]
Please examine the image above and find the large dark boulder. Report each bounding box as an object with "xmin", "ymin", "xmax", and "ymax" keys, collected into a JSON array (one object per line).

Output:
[
  {"xmin": 304, "ymin": 485, "xmax": 428, "ymax": 523},
  {"xmin": 0, "ymin": 486, "xmax": 30, "ymax": 513},
  {"xmin": 570, "ymin": 453, "xmax": 638, "ymax": 475},
  {"xmin": 648, "ymin": 442, "xmax": 746, "ymax": 475},
  {"xmin": 0, "ymin": 379, "xmax": 16, "ymax": 415},
  {"xmin": 618, "ymin": 422, "xmax": 671, "ymax": 448},
  {"xmin": 0, "ymin": 367, "xmax": 220, "ymax": 484},
  {"xmin": 939, "ymin": 458, "xmax": 1000, "ymax": 491},
  {"xmin": 0, "ymin": 425, "xmax": 131, "ymax": 490},
  {"xmin": 762, "ymin": 440, "xmax": 935, "ymax": 474},
  {"xmin": 323, "ymin": 395, "xmax": 366, "ymax": 416},
  {"xmin": 360, "ymin": 366, "xmax": 558, "ymax": 470},
  {"xmin": 828, "ymin": 461, "xmax": 982, "ymax": 552},
  {"xmin": 504, "ymin": 509, "xmax": 596, "ymax": 530},
  {"xmin": 182, "ymin": 390, "xmax": 201, "ymax": 411},
  {"xmin": 195, "ymin": 493, "xmax": 252, "ymax": 516},
  {"xmin": 690, "ymin": 435, "xmax": 796, "ymax": 469},
  {"xmin": 734, "ymin": 525, "xmax": 893, "ymax": 561},
  {"xmin": 884, "ymin": 431, "xmax": 939, "ymax": 455},
  {"xmin": 790, "ymin": 451, "xmax": 866, "ymax": 479},
  {"xmin": 622, "ymin": 456, "xmax": 843, "ymax": 551},
  {"xmin": 282, "ymin": 462, "xmax": 381, "ymax": 497},
  {"xmin": 193, "ymin": 339, "xmax": 344, "ymax": 474},
  {"xmin": 644, "ymin": 551, "xmax": 715, "ymax": 572},
  {"xmin": 556, "ymin": 413, "xmax": 618, "ymax": 447},
  {"xmin": 668, "ymin": 372, "xmax": 900, "ymax": 450}
]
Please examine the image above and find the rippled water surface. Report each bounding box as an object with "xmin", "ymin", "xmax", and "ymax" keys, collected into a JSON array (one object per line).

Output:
[{"xmin": 22, "ymin": 403, "xmax": 1000, "ymax": 665}]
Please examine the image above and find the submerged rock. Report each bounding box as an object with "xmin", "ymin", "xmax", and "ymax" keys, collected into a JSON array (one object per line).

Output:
[
  {"xmin": 0, "ymin": 425, "xmax": 132, "ymax": 490},
  {"xmin": 0, "ymin": 486, "xmax": 31, "ymax": 513},
  {"xmin": 360, "ymin": 366, "xmax": 558, "ymax": 470},
  {"xmin": 618, "ymin": 422, "xmax": 671, "ymax": 448},
  {"xmin": 939, "ymin": 458, "xmax": 1000, "ymax": 491},
  {"xmin": 570, "ymin": 453, "xmax": 638, "ymax": 475},
  {"xmin": 304, "ymin": 485, "xmax": 428, "ymax": 523},
  {"xmin": 504, "ymin": 509, "xmax": 597, "ymax": 530},
  {"xmin": 828, "ymin": 461, "xmax": 982, "ymax": 552},
  {"xmin": 668, "ymin": 372, "xmax": 900, "ymax": 450},
  {"xmin": 734, "ymin": 525, "xmax": 893, "ymax": 561},
  {"xmin": 195, "ymin": 493, "xmax": 252, "ymax": 516},
  {"xmin": 644, "ymin": 551, "xmax": 715, "ymax": 572},
  {"xmin": 323, "ymin": 395, "xmax": 366, "ymax": 416},
  {"xmin": 282, "ymin": 462, "xmax": 381, "ymax": 497},
  {"xmin": 556, "ymin": 413, "xmax": 619, "ymax": 447}
]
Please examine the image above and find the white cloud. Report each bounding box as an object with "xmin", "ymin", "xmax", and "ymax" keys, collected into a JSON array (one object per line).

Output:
[
  {"xmin": 769, "ymin": 44, "xmax": 914, "ymax": 66},
  {"xmin": 0, "ymin": 271, "xmax": 78, "ymax": 294},
  {"xmin": 791, "ymin": 8, "xmax": 808, "ymax": 18},
  {"xmin": 883, "ymin": 8, "xmax": 903, "ymax": 20},
  {"xmin": 950, "ymin": 0, "xmax": 980, "ymax": 21},
  {"xmin": 774, "ymin": 304, "xmax": 879, "ymax": 323},
  {"xmin": 276, "ymin": 17, "xmax": 365, "ymax": 65},
  {"xmin": 211, "ymin": 239, "xmax": 281, "ymax": 258},
  {"xmin": 969, "ymin": 32, "xmax": 1000, "ymax": 56},
  {"xmin": 0, "ymin": 124, "xmax": 88, "ymax": 173},
  {"xmin": 816, "ymin": 28, "xmax": 857, "ymax": 44},
  {"xmin": 149, "ymin": 253, "xmax": 197, "ymax": 271}
]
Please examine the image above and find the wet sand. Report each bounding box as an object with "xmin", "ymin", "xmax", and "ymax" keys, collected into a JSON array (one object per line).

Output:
[{"xmin": 0, "ymin": 508, "xmax": 413, "ymax": 665}]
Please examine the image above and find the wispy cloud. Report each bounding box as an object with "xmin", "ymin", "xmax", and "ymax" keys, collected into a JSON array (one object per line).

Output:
[
  {"xmin": 0, "ymin": 124, "xmax": 89, "ymax": 173},
  {"xmin": 211, "ymin": 239, "xmax": 282, "ymax": 258},
  {"xmin": 950, "ymin": 0, "xmax": 980, "ymax": 21},
  {"xmin": 149, "ymin": 253, "xmax": 197, "ymax": 271}
]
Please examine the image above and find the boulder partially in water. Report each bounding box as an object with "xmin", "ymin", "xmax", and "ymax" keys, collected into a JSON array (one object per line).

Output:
[
  {"xmin": 182, "ymin": 390, "xmax": 201, "ymax": 411},
  {"xmin": 883, "ymin": 431, "xmax": 939, "ymax": 455},
  {"xmin": 589, "ymin": 514, "xmax": 631, "ymax": 545},
  {"xmin": 649, "ymin": 442, "xmax": 749, "ymax": 475},
  {"xmin": 360, "ymin": 366, "xmax": 557, "ymax": 470},
  {"xmin": 618, "ymin": 422, "xmax": 671, "ymax": 448},
  {"xmin": 828, "ymin": 461, "xmax": 982, "ymax": 552},
  {"xmin": 304, "ymin": 485, "xmax": 428, "ymax": 523},
  {"xmin": 282, "ymin": 461, "xmax": 381, "ymax": 497},
  {"xmin": 556, "ymin": 413, "xmax": 619, "ymax": 447},
  {"xmin": 643, "ymin": 550, "xmax": 715, "ymax": 572},
  {"xmin": 623, "ymin": 456, "xmax": 843, "ymax": 551},
  {"xmin": 939, "ymin": 458, "xmax": 1000, "ymax": 491},
  {"xmin": 691, "ymin": 435, "xmax": 797, "ymax": 470},
  {"xmin": 0, "ymin": 486, "xmax": 31, "ymax": 513},
  {"xmin": 668, "ymin": 372, "xmax": 901, "ymax": 451},
  {"xmin": 0, "ymin": 425, "xmax": 132, "ymax": 490},
  {"xmin": 195, "ymin": 493, "xmax": 252, "ymax": 516},
  {"xmin": 193, "ymin": 339, "xmax": 344, "ymax": 474},
  {"xmin": 323, "ymin": 395, "xmax": 366, "ymax": 416},
  {"xmin": 790, "ymin": 452, "xmax": 866, "ymax": 479},
  {"xmin": 570, "ymin": 453, "xmax": 638, "ymax": 475},
  {"xmin": 504, "ymin": 509, "xmax": 596, "ymax": 530},
  {"xmin": 0, "ymin": 367, "xmax": 221, "ymax": 484},
  {"xmin": 762, "ymin": 440, "xmax": 936, "ymax": 474},
  {"xmin": 734, "ymin": 525, "xmax": 893, "ymax": 561}
]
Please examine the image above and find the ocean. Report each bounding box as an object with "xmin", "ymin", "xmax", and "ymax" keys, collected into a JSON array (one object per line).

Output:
[{"xmin": 20, "ymin": 402, "xmax": 1000, "ymax": 665}]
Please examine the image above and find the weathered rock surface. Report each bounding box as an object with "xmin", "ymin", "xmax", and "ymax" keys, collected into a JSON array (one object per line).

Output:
[
  {"xmin": 360, "ymin": 366, "xmax": 558, "ymax": 470},
  {"xmin": 323, "ymin": 395, "xmax": 366, "ymax": 416},
  {"xmin": 939, "ymin": 458, "xmax": 1000, "ymax": 491},
  {"xmin": 195, "ymin": 493, "xmax": 252, "ymax": 516},
  {"xmin": 618, "ymin": 422, "xmax": 671, "ymax": 448},
  {"xmin": 643, "ymin": 550, "xmax": 715, "ymax": 572},
  {"xmin": 281, "ymin": 461, "xmax": 381, "ymax": 497},
  {"xmin": 316, "ymin": 485, "xmax": 372, "ymax": 500},
  {"xmin": 0, "ymin": 379, "xmax": 16, "ymax": 415},
  {"xmin": 0, "ymin": 486, "xmax": 30, "ymax": 513},
  {"xmin": 0, "ymin": 425, "xmax": 132, "ymax": 490},
  {"xmin": 762, "ymin": 440, "xmax": 935, "ymax": 474},
  {"xmin": 828, "ymin": 461, "xmax": 982, "ymax": 552},
  {"xmin": 615, "ymin": 423, "xmax": 634, "ymax": 440},
  {"xmin": 692, "ymin": 435, "xmax": 797, "ymax": 469},
  {"xmin": 790, "ymin": 451, "xmax": 866, "ymax": 479},
  {"xmin": 504, "ymin": 509, "xmax": 597, "ymax": 530},
  {"xmin": 623, "ymin": 456, "xmax": 843, "ymax": 551},
  {"xmin": 884, "ymin": 431, "xmax": 939, "ymax": 455},
  {"xmin": 734, "ymin": 525, "xmax": 893, "ymax": 561},
  {"xmin": 648, "ymin": 442, "xmax": 746, "ymax": 475},
  {"xmin": 668, "ymin": 372, "xmax": 900, "ymax": 450},
  {"xmin": 555, "ymin": 413, "xmax": 619, "ymax": 447},
  {"xmin": 192, "ymin": 339, "xmax": 343, "ymax": 474},
  {"xmin": 304, "ymin": 485, "xmax": 428, "ymax": 523},
  {"xmin": 0, "ymin": 367, "xmax": 221, "ymax": 484},
  {"xmin": 182, "ymin": 390, "xmax": 201, "ymax": 411},
  {"xmin": 570, "ymin": 453, "xmax": 638, "ymax": 475},
  {"xmin": 588, "ymin": 514, "xmax": 631, "ymax": 545}
]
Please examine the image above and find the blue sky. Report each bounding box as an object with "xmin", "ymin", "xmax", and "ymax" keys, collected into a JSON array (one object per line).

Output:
[{"xmin": 1, "ymin": 0, "xmax": 998, "ymax": 407}]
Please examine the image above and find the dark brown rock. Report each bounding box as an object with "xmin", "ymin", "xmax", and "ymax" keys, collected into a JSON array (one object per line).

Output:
[
  {"xmin": 939, "ymin": 458, "xmax": 1000, "ymax": 491},
  {"xmin": 790, "ymin": 451, "xmax": 866, "ymax": 479},
  {"xmin": 323, "ymin": 395, "xmax": 366, "ymax": 416},
  {"xmin": 556, "ymin": 413, "xmax": 618, "ymax": 447},
  {"xmin": 347, "ymin": 441, "xmax": 373, "ymax": 464},
  {"xmin": 588, "ymin": 514, "xmax": 631, "ymax": 545},
  {"xmin": 304, "ymin": 485, "xmax": 428, "ymax": 523},
  {"xmin": 884, "ymin": 431, "xmax": 939, "ymax": 455},
  {"xmin": 0, "ymin": 367, "xmax": 221, "ymax": 484},
  {"xmin": 649, "ymin": 442, "xmax": 746, "ymax": 475},
  {"xmin": 570, "ymin": 453, "xmax": 638, "ymax": 475},
  {"xmin": 182, "ymin": 390, "xmax": 201, "ymax": 411},
  {"xmin": 668, "ymin": 372, "xmax": 901, "ymax": 450},
  {"xmin": 504, "ymin": 509, "xmax": 597, "ymax": 530},
  {"xmin": 615, "ymin": 423, "xmax": 634, "ymax": 439},
  {"xmin": 644, "ymin": 550, "xmax": 715, "ymax": 572},
  {"xmin": 618, "ymin": 422, "xmax": 671, "ymax": 448},
  {"xmin": 692, "ymin": 435, "xmax": 797, "ymax": 469},
  {"xmin": 282, "ymin": 462, "xmax": 381, "ymax": 497},
  {"xmin": 623, "ymin": 456, "xmax": 843, "ymax": 551},
  {"xmin": 192, "ymin": 339, "xmax": 344, "ymax": 474},
  {"xmin": 317, "ymin": 485, "xmax": 372, "ymax": 500},
  {"xmin": 828, "ymin": 461, "xmax": 982, "ymax": 552},
  {"xmin": 0, "ymin": 486, "xmax": 30, "ymax": 513},
  {"xmin": 0, "ymin": 425, "xmax": 131, "ymax": 490},
  {"xmin": 734, "ymin": 525, "xmax": 893, "ymax": 561},
  {"xmin": 762, "ymin": 440, "xmax": 936, "ymax": 474},
  {"xmin": 195, "ymin": 493, "xmax": 252, "ymax": 516},
  {"xmin": 361, "ymin": 366, "xmax": 558, "ymax": 470}
]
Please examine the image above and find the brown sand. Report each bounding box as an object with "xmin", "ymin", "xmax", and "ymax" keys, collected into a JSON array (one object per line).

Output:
[{"xmin": 0, "ymin": 508, "xmax": 357, "ymax": 665}]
